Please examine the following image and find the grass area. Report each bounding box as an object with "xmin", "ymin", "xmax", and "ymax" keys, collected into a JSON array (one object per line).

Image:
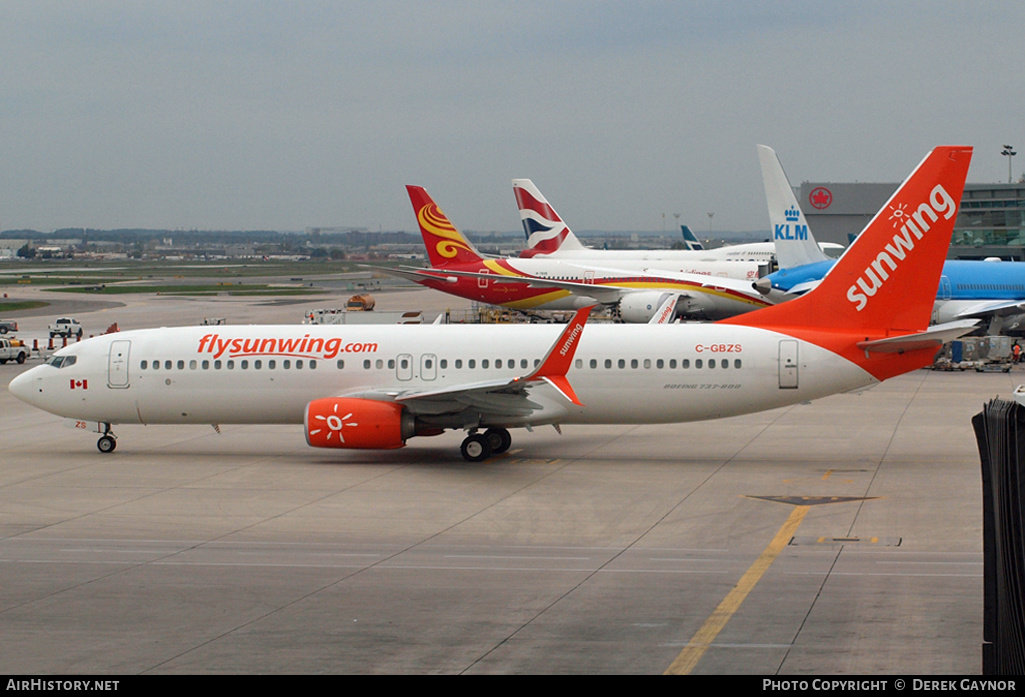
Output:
[
  {"xmin": 51, "ymin": 283, "xmax": 326, "ymax": 296},
  {"xmin": 0, "ymin": 300, "xmax": 49, "ymax": 312}
]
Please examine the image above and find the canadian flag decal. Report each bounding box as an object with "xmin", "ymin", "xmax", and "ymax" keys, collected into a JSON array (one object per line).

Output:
[{"xmin": 70, "ymin": 379, "xmax": 88, "ymax": 390}]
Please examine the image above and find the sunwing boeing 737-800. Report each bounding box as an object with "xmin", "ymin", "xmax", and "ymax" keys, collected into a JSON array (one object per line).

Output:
[{"xmin": 9, "ymin": 147, "xmax": 976, "ymax": 461}]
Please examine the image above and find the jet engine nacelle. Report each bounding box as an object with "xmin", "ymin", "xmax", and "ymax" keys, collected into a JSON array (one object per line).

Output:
[
  {"xmin": 618, "ymin": 292, "xmax": 676, "ymax": 323},
  {"xmin": 304, "ymin": 398, "xmax": 416, "ymax": 449}
]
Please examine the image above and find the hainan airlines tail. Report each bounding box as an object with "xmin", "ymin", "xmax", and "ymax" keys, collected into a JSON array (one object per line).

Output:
[
  {"xmin": 512, "ymin": 178, "xmax": 588, "ymax": 256},
  {"xmin": 406, "ymin": 185, "xmax": 486, "ymax": 268},
  {"xmin": 726, "ymin": 145, "xmax": 974, "ymax": 380}
]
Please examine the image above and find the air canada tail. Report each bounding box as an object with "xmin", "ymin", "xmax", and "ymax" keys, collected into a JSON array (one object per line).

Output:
[
  {"xmin": 512, "ymin": 179, "xmax": 587, "ymax": 256},
  {"xmin": 725, "ymin": 146, "xmax": 973, "ymax": 378},
  {"xmin": 406, "ymin": 185, "xmax": 485, "ymax": 268}
]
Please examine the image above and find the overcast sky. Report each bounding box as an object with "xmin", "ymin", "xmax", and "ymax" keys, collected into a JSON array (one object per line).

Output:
[{"xmin": 2, "ymin": 1, "xmax": 1023, "ymax": 235}]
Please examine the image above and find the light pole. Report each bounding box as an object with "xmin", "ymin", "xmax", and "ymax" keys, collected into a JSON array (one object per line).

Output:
[{"xmin": 1002, "ymin": 144, "xmax": 1016, "ymax": 184}]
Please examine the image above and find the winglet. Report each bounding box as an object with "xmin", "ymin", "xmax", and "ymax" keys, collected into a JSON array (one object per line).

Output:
[
  {"xmin": 649, "ymin": 294, "xmax": 679, "ymax": 324},
  {"xmin": 513, "ymin": 179, "xmax": 587, "ymax": 257},
  {"xmin": 405, "ymin": 186, "xmax": 485, "ymax": 268},
  {"xmin": 523, "ymin": 305, "xmax": 592, "ymax": 405}
]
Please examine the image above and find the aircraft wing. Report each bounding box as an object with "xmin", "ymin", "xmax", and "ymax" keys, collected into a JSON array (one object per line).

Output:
[
  {"xmin": 338, "ymin": 306, "xmax": 591, "ymax": 423},
  {"xmin": 951, "ymin": 300, "xmax": 1025, "ymax": 320},
  {"xmin": 420, "ymin": 267, "xmax": 648, "ymax": 304},
  {"xmin": 855, "ymin": 320, "xmax": 979, "ymax": 353},
  {"xmin": 366, "ymin": 265, "xmax": 460, "ymax": 285}
]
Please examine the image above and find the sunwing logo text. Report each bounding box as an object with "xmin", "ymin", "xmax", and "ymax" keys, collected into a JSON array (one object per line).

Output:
[
  {"xmin": 845, "ymin": 185, "xmax": 956, "ymax": 311},
  {"xmin": 197, "ymin": 334, "xmax": 378, "ymax": 360}
]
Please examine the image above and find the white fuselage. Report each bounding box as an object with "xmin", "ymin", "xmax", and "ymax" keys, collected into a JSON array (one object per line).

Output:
[{"xmin": 10, "ymin": 323, "xmax": 875, "ymax": 429}]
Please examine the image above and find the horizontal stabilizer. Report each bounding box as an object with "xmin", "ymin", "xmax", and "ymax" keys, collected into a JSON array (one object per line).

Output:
[
  {"xmin": 954, "ymin": 300, "xmax": 1025, "ymax": 320},
  {"xmin": 855, "ymin": 320, "xmax": 979, "ymax": 353}
]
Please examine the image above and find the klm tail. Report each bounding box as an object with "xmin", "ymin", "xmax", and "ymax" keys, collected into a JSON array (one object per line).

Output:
[
  {"xmin": 406, "ymin": 186, "xmax": 485, "ymax": 268},
  {"xmin": 757, "ymin": 145, "xmax": 831, "ymax": 270},
  {"xmin": 725, "ymin": 146, "xmax": 974, "ymax": 379},
  {"xmin": 512, "ymin": 179, "xmax": 587, "ymax": 257}
]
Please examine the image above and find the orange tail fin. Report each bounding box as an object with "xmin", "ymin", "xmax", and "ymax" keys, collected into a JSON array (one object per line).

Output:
[
  {"xmin": 726, "ymin": 146, "xmax": 972, "ymax": 335},
  {"xmin": 406, "ymin": 186, "xmax": 484, "ymax": 268}
]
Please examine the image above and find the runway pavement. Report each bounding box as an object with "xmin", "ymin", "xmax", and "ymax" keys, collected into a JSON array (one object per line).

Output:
[{"xmin": 0, "ymin": 286, "xmax": 1013, "ymax": 674}]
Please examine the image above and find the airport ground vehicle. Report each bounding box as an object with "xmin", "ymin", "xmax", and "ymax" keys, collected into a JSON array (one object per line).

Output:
[
  {"xmin": 0, "ymin": 320, "xmax": 17, "ymax": 334},
  {"xmin": 0, "ymin": 338, "xmax": 29, "ymax": 364},
  {"xmin": 49, "ymin": 318, "xmax": 83, "ymax": 339}
]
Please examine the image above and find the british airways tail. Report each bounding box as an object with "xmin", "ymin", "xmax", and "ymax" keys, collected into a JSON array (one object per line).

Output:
[
  {"xmin": 757, "ymin": 145, "xmax": 831, "ymax": 270},
  {"xmin": 512, "ymin": 179, "xmax": 588, "ymax": 256},
  {"xmin": 406, "ymin": 186, "xmax": 486, "ymax": 268},
  {"xmin": 725, "ymin": 146, "xmax": 974, "ymax": 379}
]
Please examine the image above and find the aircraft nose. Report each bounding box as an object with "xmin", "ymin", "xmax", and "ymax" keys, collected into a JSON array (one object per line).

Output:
[{"xmin": 8, "ymin": 367, "xmax": 41, "ymax": 405}]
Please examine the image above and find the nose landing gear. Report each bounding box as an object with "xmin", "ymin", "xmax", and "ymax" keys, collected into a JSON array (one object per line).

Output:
[{"xmin": 97, "ymin": 424, "xmax": 117, "ymax": 453}]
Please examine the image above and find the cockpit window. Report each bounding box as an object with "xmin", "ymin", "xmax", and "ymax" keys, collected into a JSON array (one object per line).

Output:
[{"xmin": 45, "ymin": 355, "xmax": 77, "ymax": 369}]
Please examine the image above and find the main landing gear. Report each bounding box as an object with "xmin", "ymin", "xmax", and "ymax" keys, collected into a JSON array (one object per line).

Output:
[
  {"xmin": 97, "ymin": 424, "xmax": 117, "ymax": 453},
  {"xmin": 460, "ymin": 428, "xmax": 512, "ymax": 462}
]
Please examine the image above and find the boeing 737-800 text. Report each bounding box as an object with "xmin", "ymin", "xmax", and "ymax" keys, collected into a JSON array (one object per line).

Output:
[{"xmin": 9, "ymin": 147, "xmax": 975, "ymax": 461}]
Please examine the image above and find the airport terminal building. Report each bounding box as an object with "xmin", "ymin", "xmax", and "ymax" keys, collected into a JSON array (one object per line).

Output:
[{"xmin": 798, "ymin": 181, "xmax": 1025, "ymax": 260}]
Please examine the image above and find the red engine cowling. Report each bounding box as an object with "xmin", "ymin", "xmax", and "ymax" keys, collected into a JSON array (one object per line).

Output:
[{"xmin": 304, "ymin": 398, "xmax": 414, "ymax": 450}]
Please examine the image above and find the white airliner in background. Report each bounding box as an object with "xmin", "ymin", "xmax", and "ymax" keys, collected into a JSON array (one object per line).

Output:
[
  {"xmin": 513, "ymin": 178, "xmax": 777, "ymax": 266},
  {"xmin": 9, "ymin": 146, "xmax": 975, "ymax": 461},
  {"xmin": 386, "ymin": 186, "xmax": 772, "ymax": 322}
]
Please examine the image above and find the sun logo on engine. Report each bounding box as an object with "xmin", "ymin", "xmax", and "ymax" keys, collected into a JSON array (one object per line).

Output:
[{"xmin": 310, "ymin": 404, "xmax": 359, "ymax": 443}]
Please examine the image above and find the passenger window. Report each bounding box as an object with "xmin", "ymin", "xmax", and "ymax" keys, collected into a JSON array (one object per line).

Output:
[
  {"xmin": 241, "ymin": 360, "xmax": 248, "ymax": 369},
  {"xmin": 189, "ymin": 360, "xmax": 197, "ymax": 370},
  {"xmin": 141, "ymin": 360, "xmax": 148, "ymax": 369},
  {"xmin": 695, "ymin": 359, "xmax": 703, "ymax": 369},
  {"xmin": 734, "ymin": 359, "xmax": 742, "ymax": 369}
]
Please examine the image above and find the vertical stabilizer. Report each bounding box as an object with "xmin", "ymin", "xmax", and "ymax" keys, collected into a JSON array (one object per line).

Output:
[
  {"xmin": 512, "ymin": 179, "xmax": 588, "ymax": 256},
  {"xmin": 728, "ymin": 146, "xmax": 972, "ymax": 337},
  {"xmin": 757, "ymin": 145, "xmax": 830, "ymax": 270},
  {"xmin": 406, "ymin": 186, "xmax": 485, "ymax": 268}
]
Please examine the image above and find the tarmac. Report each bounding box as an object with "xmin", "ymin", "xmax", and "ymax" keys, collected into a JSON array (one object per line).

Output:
[{"xmin": 0, "ymin": 283, "xmax": 1015, "ymax": 674}]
